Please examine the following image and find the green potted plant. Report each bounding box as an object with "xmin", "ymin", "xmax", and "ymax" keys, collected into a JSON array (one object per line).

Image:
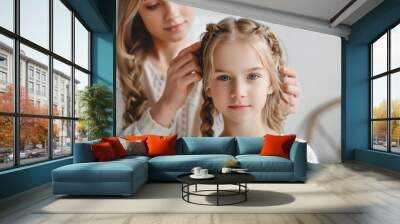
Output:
[{"xmin": 79, "ymin": 84, "xmax": 113, "ymax": 140}]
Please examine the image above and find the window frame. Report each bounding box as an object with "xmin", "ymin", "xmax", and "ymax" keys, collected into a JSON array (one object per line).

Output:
[
  {"xmin": 370, "ymin": 20, "xmax": 400, "ymax": 154},
  {"xmin": 0, "ymin": 0, "xmax": 92, "ymax": 171}
]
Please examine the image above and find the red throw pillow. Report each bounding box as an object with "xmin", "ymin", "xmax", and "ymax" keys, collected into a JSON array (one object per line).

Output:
[
  {"xmin": 101, "ymin": 137, "xmax": 126, "ymax": 158},
  {"xmin": 91, "ymin": 142, "xmax": 117, "ymax": 161},
  {"xmin": 260, "ymin": 134, "xmax": 296, "ymax": 159},
  {"xmin": 146, "ymin": 135, "xmax": 177, "ymax": 157}
]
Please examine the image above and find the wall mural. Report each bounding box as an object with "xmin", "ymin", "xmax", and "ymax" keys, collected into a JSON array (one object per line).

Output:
[{"xmin": 116, "ymin": 0, "xmax": 341, "ymax": 163}]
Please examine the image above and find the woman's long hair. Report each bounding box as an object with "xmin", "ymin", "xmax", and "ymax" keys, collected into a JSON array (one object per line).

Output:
[
  {"xmin": 199, "ymin": 18, "xmax": 288, "ymax": 136},
  {"xmin": 117, "ymin": 0, "xmax": 152, "ymax": 129}
]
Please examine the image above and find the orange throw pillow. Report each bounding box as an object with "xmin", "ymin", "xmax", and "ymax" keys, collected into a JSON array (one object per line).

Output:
[
  {"xmin": 124, "ymin": 135, "xmax": 149, "ymax": 141},
  {"xmin": 91, "ymin": 142, "xmax": 117, "ymax": 162},
  {"xmin": 146, "ymin": 135, "xmax": 177, "ymax": 157},
  {"xmin": 101, "ymin": 137, "xmax": 126, "ymax": 158},
  {"xmin": 260, "ymin": 134, "xmax": 296, "ymax": 159}
]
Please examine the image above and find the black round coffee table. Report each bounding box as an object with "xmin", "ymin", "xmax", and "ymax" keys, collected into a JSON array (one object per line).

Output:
[{"xmin": 177, "ymin": 172, "xmax": 255, "ymax": 206}]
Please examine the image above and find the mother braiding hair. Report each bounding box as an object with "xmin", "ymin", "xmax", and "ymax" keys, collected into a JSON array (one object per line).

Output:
[
  {"xmin": 198, "ymin": 18, "xmax": 289, "ymax": 136},
  {"xmin": 117, "ymin": 0, "xmax": 152, "ymax": 129}
]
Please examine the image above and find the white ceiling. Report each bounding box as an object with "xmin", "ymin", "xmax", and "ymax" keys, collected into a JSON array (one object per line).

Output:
[{"xmin": 173, "ymin": 0, "xmax": 384, "ymax": 38}]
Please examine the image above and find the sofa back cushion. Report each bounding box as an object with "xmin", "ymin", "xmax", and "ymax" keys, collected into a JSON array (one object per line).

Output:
[
  {"xmin": 177, "ymin": 137, "xmax": 235, "ymax": 155},
  {"xmin": 235, "ymin": 137, "xmax": 264, "ymax": 155},
  {"xmin": 73, "ymin": 139, "xmax": 100, "ymax": 163}
]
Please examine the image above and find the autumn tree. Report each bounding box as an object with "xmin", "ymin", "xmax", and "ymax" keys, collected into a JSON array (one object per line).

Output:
[
  {"xmin": 0, "ymin": 84, "xmax": 60, "ymax": 151},
  {"xmin": 372, "ymin": 99, "xmax": 400, "ymax": 143}
]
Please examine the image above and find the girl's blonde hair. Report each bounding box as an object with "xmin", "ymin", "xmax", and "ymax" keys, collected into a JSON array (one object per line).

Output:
[
  {"xmin": 117, "ymin": 0, "xmax": 152, "ymax": 129},
  {"xmin": 199, "ymin": 17, "xmax": 287, "ymax": 136}
]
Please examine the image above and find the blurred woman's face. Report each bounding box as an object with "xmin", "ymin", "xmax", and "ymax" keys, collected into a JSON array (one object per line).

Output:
[{"xmin": 139, "ymin": 0, "xmax": 195, "ymax": 43}]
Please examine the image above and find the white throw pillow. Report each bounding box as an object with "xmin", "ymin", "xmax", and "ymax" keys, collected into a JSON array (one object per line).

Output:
[{"xmin": 119, "ymin": 138, "xmax": 147, "ymax": 156}]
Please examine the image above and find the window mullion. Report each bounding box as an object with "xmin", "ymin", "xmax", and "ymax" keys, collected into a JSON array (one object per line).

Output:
[
  {"xmin": 388, "ymin": 30, "xmax": 391, "ymax": 152},
  {"xmin": 13, "ymin": 0, "xmax": 20, "ymax": 167},
  {"xmin": 71, "ymin": 11, "xmax": 76, "ymax": 155},
  {"xmin": 49, "ymin": 0, "xmax": 53, "ymax": 160}
]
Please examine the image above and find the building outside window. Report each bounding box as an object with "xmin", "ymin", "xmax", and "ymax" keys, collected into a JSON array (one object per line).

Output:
[
  {"xmin": 35, "ymin": 83, "xmax": 40, "ymax": 95},
  {"xmin": 28, "ymin": 67, "xmax": 34, "ymax": 80},
  {"xmin": 42, "ymin": 85, "xmax": 46, "ymax": 97},
  {"xmin": 0, "ymin": 54, "xmax": 7, "ymax": 90},
  {"xmin": 41, "ymin": 73, "xmax": 46, "ymax": 83},
  {"xmin": 0, "ymin": 71, "xmax": 6, "ymax": 84},
  {"xmin": 28, "ymin": 81, "xmax": 34, "ymax": 94},
  {"xmin": 0, "ymin": 54, "xmax": 7, "ymax": 67}
]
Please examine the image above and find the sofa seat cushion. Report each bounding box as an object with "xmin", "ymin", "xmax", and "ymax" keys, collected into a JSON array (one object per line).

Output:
[
  {"xmin": 52, "ymin": 159, "xmax": 147, "ymax": 183},
  {"xmin": 116, "ymin": 155, "xmax": 150, "ymax": 163},
  {"xmin": 149, "ymin": 154, "xmax": 235, "ymax": 172},
  {"xmin": 236, "ymin": 155, "xmax": 293, "ymax": 172}
]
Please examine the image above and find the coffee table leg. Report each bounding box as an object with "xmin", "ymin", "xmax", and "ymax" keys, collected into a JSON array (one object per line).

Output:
[
  {"xmin": 245, "ymin": 183, "xmax": 247, "ymax": 201},
  {"xmin": 195, "ymin": 184, "xmax": 197, "ymax": 192},
  {"xmin": 217, "ymin": 184, "xmax": 219, "ymax": 206},
  {"xmin": 188, "ymin": 184, "xmax": 190, "ymax": 202}
]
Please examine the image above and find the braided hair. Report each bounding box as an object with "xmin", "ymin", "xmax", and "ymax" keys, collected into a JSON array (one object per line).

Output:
[{"xmin": 199, "ymin": 17, "xmax": 288, "ymax": 136}]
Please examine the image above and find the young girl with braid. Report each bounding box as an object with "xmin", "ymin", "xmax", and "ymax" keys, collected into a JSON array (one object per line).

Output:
[
  {"xmin": 199, "ymin": 18, "xmax": 290, "ymax": 137},
  {"xmin": 117, "ymin": 0, "xmax": 301, "ymax": 137}
]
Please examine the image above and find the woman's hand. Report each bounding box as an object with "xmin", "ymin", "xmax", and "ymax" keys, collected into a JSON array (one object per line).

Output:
[
  {"xmin": 150, "ymin": 42, "xmax": 202, "ymax": 127},
  {"xmin": 280, "ymin": 66, "xmax": 301, "ymax": 115}
]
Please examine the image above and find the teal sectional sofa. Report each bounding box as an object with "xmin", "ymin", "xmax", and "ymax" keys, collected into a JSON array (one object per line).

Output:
[{"xmin": 52, "ymin": 137, "xmax": 307, "ymax": 196}]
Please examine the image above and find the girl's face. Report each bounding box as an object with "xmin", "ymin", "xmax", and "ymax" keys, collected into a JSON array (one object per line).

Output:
[
  {"xmin": 138, "ymin": 0, "xmax": 195, "ymax": 43},
  {"xmin": 207, "ymin": 39, "xmax": 273, "ymax": 124}
]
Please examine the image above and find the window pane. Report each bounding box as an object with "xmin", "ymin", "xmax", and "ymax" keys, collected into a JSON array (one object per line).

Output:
[
  {"xmin": 53, "ymin": 119, "xmax": 72, "ymax": 158},
  {"xmin": 0, "ymin": 116, "xmax": 13, "ymax": 170},
  {"xmin": 75, "ymin": 120, "xmax": 88, "ymax": 143},
  {"xmin": 20, "ymin": 117, "xmax": 49, "ymax": 165},
  {"xmin": 372, "ymin": 121, "xmax": 387, "ymax": 151},
  {"xmin": 74, "ymin": 17, "xmax": 89, "ymax": 70},
  {"xmin": 0, "ymin": 0, "xmax": 14, "ymax": 31},
  {"xmin": 53, "ymin": 59, "xmax": 72, "ymax": 117},
  {"xmin": 53, "ymin": 0, "xmax": 72, "ymax": 60},
  {"xmin": 20, "ymin": 44, "xmax": 49, "ymax": 115},
  {"xmin": 372, "ymin": 33, "xmax": 387, "ymax": 76},
  {"xmin": 391, "ymin": 24, "xmax": 400, "ymax": 70},
  {"xmin": 0, "ymin": 35, "xmax": 14, "ymax": 112},
  {"xmin": 391, "ymin": 72, "xmax": 400, "ymax": 118},
  {"xmin": 372, "ymin": 77, "xmax": 387, "ymax": 119},
  {"xmin": 20, "ymin": 0, "xmax": 49, "ymax": 49},
  {"xmin": 74, "ymin": 69, "xmax": 89, "ymax": 118},
  {"xmin": 391, "ymin": 120, "xmax": 400, "ymax": 153}
]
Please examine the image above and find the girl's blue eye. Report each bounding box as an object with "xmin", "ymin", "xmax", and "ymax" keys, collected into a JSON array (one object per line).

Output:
[
  {"xmin": 247, "ymin": 73, "xmax": 261, "ymax": 80},
  {"xmin": 217, "ymin": 74, "xmax": 231, "ymax": 81}
]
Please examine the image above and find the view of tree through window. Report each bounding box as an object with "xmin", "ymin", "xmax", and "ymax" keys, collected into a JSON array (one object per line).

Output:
[
  {"xmin": 371, "ymin": 23, "xmax": 400, "ymax": 153},
  {"xmin": 0, "ymin": 0, "xmax": 91, "ymax": 170}
]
